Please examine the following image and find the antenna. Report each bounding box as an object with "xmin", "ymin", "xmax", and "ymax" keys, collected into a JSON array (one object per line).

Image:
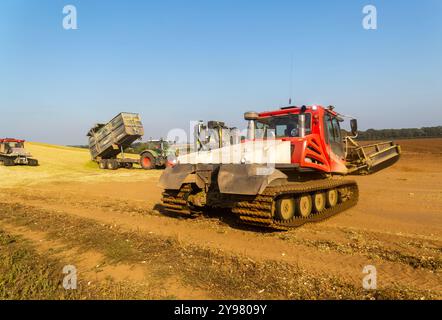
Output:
[{"xmin": 289, "ymin": 53, "xmax": 294, "ymax": 105}]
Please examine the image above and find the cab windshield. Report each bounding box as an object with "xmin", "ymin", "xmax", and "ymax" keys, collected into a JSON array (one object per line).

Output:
[
  {"xmin": 7, "ymin": 142, "xmax": 23, "ymax": 148},
  {"xmin": 255, "ymin": 114, "xmax": 311, "ymax": 138}
]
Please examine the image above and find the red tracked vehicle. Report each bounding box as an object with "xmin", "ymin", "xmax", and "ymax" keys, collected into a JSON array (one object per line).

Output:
[
  {"xmin": 0, "ymin": 138, "xmax": 39, "ymax": 166},
  {"xmin": 159, "ymin": 105, "xmax": 401, "ymax": 229}
]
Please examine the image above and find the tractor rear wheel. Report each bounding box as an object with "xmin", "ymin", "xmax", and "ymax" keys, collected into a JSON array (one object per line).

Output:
[{"xmin": 140, "ymin": 153, "xmax": 155, "ymax": 170}]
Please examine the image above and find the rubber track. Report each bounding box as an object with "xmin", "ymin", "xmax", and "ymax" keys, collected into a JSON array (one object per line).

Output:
[
  {"xmin": 162, "ymin": 184, "xmax": 193, "ymax": 215},
  {"xmin": 161, "ymin": 179, "xmax": 359, "ymax": 230},
  {"xmin": 233, "ymin": 179, "xmax": 359, "ymax": 230}
]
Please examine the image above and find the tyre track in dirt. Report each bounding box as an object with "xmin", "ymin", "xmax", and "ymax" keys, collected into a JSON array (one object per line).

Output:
[
  {"xmin": 0, "ymin": 200, "xmax": 438, "ymax": 299},
  {"xmin": 0, "ymin": 187, "xmax": 440, "ymax": 294},
  {"xmin": 0, "ymin": 221, "xmax": 209, "ymax": 299}
]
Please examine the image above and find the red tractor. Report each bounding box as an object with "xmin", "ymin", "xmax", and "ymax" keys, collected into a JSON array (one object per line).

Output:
[{"xmin": 159, "ymin": 105, "xmax": 401, "ymax": 229}]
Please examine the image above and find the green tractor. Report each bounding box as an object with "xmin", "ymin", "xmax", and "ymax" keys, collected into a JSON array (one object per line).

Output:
[{"xmin": 139, "ymin": 139, "xmax": 173, "ymax": 170}]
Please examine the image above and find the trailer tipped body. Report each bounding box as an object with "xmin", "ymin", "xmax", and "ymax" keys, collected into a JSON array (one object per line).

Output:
[
  {"xmin": 88, "ymin": 112, "xmax": 143, "ymax": 158},
  {"xmin": 87, "ymin": 113, "xmax": 168, "ymax": 170}
]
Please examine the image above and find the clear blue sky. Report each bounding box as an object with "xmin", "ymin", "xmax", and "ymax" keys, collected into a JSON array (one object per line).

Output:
[{"xmin": 1, "ymin": 0, "xmax": 441, "ymax": 145}]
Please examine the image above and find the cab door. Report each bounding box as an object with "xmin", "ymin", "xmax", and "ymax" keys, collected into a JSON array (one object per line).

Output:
[{"xmin": 324, "ymin": 114, "xmax": 345, "ymax": 159}]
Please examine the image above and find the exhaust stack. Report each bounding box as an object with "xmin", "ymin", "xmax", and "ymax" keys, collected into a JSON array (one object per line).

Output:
[{"xmin": 244, "ymin": 111, "xmax": 259, "ymax": 140}]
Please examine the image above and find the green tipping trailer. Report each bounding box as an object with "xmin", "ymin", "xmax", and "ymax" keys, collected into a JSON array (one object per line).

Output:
[
  {"xmin": 87, "ymin": 112, "xmax": 168, "ymax": 170},
  {"xmin": 87, "ymin": 112, "xmax": 144, "ymax": 169}
]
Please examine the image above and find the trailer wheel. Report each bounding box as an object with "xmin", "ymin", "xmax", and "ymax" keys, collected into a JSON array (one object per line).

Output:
[
  {"xmin": 107, "ymin": 160, "xmax": 119, "ymax": 170},
  {"xmin": 99, "ymin": 160, "xmax": 107, "ymax": 170},
  {"xmin": 140, "ymin": 153, "xmax": 155, "ymax": 170}
]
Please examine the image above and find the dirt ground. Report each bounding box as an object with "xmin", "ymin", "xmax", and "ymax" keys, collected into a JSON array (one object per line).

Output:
[{"xmin": 0, "ymin": 139, "xmax": 441, "ymax": 299}]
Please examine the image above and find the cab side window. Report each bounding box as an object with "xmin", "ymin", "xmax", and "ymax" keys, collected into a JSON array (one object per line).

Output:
[
  {"xmin": 325, "ymin": 114, "xmax": 333, "ymax": 143},
  {"xmin": 324, "ymin": 114, "xmax": 344, "ymax": 157},
  {"xmin": 331, "ymin": 118, "xmax": 342, "ymax": 143},
  {"xmin": 325, "ymin": 115, "xmax": 341, "ymax": 143}
]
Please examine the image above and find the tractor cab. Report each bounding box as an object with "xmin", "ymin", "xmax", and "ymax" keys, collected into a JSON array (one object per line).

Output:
[{"xmin": 146, "ymin": 139, "xmax": 169, "ymax": 157}]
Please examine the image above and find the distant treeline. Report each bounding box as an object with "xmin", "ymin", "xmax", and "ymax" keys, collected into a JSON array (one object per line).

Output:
[{"xmin": 356, "ymin": 126, "xmax": 442, "ymax": 140}]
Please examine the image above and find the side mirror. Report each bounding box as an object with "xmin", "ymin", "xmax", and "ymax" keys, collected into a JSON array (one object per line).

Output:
[{"xmin": 350, "ymin": 119, "xmax": 358, "ymax": 136}]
